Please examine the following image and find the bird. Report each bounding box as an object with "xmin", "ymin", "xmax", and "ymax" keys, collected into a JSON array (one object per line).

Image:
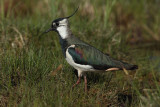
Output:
[{"xmin": 44, "ymin": 7, "xmax": 138, "ymax": 92}]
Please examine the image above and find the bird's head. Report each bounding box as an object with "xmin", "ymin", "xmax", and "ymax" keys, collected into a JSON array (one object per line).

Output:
[{"xmin": 44, "ymin": 7, "xmax": 78, "ymax": 39}]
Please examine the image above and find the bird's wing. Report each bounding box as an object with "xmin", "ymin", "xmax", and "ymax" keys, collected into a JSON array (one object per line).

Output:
[{"xmin": 67, "ymin": 44, "xmax": 122, "ymax": 70}]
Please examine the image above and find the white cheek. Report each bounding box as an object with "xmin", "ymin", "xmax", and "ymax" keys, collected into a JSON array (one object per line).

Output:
[{"xmin": 57, "ymin": 26, "xmax": 68, "ymax": 39}]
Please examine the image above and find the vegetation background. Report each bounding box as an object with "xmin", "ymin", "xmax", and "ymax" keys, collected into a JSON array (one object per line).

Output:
[{"xmin": 0, "ymin": 0, "xmax": 160, "ymax": 106}]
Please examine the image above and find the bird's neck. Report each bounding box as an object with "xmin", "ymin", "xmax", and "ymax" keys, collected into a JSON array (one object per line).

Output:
[
  {"xmin": 57, "ymin": 26, "xmax": 72, "ymax": 39},
  {"xmin": 57, "ymin": 26, "xmax": 87, "ymax": 57},
  {"xmin": 58, "ymin": 36, "xmax": 68, "ymax": 57},
  {"xmin": 57, "ymin": 26, "xmax": 72, "ymax": 57}
]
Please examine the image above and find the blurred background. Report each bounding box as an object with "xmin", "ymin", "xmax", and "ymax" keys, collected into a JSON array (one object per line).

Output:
[
  {"xmin": 1, "ymin": 0, "xmax": 160, "ymax": 41},
  {"xmin": 0, "ymin": 0, "xmax": 160, "ymax": 106}
]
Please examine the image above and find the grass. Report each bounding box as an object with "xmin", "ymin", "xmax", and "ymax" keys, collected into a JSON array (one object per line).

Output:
[{"xmin": 0, "ymin": 0, "xmax": 160, "ymax": 106}]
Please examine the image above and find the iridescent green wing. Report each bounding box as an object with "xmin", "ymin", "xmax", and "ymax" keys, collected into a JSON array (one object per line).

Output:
[{"xmin": 68, "ymin": 44, "xmax": 117, "ymax": 70}]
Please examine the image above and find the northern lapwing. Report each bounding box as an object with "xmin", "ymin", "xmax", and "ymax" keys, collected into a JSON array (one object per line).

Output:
[{"xmin": 44, "ymin": 7, "xmax": 138, "ymax": 92}]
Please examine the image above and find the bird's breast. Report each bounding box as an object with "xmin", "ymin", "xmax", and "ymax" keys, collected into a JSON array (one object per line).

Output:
[{"xmin": 65, "ymin": 46, "xmax": 94, "ymax": 71}]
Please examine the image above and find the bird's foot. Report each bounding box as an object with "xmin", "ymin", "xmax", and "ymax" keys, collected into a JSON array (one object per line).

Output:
[
  {"xmin": 72, "ymin": 77, "xmax": 81, "ymax": 88},
  {"xmin": 72, "ymin": 76, "xmax": 88, "ymax": 93}
]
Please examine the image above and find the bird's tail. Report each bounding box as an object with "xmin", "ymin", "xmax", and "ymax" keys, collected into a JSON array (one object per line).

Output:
[
  {"xmin": 123, "ymin": 63, "xmax": 138, "ymax": 70},
  {"xmin": 114, "ymin": 60, "xmax": 138, "ymax": 70}
]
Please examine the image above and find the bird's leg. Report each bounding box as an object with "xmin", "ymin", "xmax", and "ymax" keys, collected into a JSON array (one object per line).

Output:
[
  {"xmin": 72, "ymin": 77, "xmax": 81, "ymax": 88},
  {"xmin": 84, "ymin": 75, "xmax": 87, "ymax": 92}
]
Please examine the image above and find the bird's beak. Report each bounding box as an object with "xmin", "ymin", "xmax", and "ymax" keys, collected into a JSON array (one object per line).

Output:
[
  {"xmin": 40, "ymin": 28, "xmax": 56, "ymax": 36},
  {"xmin": 41, "ymin": 27, "xmax": 56, "ymax": 35},
  {"xmin": 45, "ymin": 28, "xmax": 55, "ymax": 33}
]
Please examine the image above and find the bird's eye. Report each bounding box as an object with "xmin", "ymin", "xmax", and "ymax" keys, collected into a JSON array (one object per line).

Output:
[{"xmin": 55, "ymin": 22, "xmax": 59, "ymax": 26}]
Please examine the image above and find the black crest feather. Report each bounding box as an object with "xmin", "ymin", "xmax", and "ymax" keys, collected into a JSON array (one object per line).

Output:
[{"xmin": 66, "ymin": 7, "xmax": 79, "ymax": 19}]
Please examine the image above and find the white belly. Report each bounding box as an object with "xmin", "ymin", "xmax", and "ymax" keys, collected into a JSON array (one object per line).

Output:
[{"xmin": 65, "ymin": 45, "xmax": 94, "ymax": 71}]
